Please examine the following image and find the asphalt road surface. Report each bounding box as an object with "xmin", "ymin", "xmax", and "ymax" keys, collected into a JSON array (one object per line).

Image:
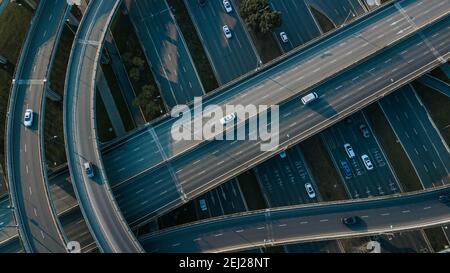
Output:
[
  {"xmin": 254, "ymin": 145, "xmax": 321, "ymax": 206},
  {"xmin": 321, "ymin": 111, "xmax": 400, "ymax": 198},
  {"xmin": 379, "ymin": 85, "xmax": 450, "ymax": 188},
  {"xmin": 6, "ymin": 0, "xmax": 69, "ymax": 253},
  {"xmin": 184, "ymin": 0, "xmax": 259, "ymax": 84},
  {"xmin": 112, "ymin": 16, "xmax": 450, "ymax": 226},
  {"xmin": 270, "ymin": 0, "xmax": 322, "ymax": 52},
  {"xmin": 141, "ymin": 187, "xmax": 450, "ymax": 253},
  {"xmin": 102, "ymin": 0, "xmax": 450, "ymax": 189},
  {"xmin": 126, "ymin": 0, "xmax": 204, "ymax": 108},
  {"xmin": 64, "ymin": 0, "xmax": 142, "ymax": 253}
]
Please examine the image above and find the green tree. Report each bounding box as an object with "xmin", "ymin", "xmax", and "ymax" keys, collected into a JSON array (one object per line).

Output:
[
  {"xmin": 129, "ymin": 67, "xmax": 140, "ymax": 82},
  {"xmin": 133, "ymin": 84, "xmax": 161, "ymax": 118},
  {"xmin": 132, "ymin": 56, "xmax": 145, "ymax": 71},
  {"xmin": 239, "ymin": 0, "xmax": 282, "ymax": 35}
]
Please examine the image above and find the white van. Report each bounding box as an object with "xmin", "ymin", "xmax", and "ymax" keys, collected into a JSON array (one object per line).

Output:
[{"xmin": 301, "ymin": 92, "xmax": 319, "ymax": 105}]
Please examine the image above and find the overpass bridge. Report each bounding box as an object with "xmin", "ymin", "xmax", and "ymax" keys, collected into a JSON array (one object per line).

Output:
[
  {"xmin": 101, "ymin": 0, "xmax": 450, "ymax": 189},
  {"xmin": 64, "ymin": 0, "xmax": 143, "ymax": 253},
  {"xmin": 141, "ymin": 186, "xmax": 450, "ymax": 253},
  {"xmin": 5, "ymin": 0, "xmax": 71, "ymax": 253},
  {"xmin": 62, "ymin": 0, "xmax": 450, "ymax": 250},
  {"xmin": 112, "ymin": 13, "xmax": 450, "ymax": 226}
]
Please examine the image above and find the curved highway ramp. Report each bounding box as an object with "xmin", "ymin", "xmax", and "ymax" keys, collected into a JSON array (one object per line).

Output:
[
  {"xmin": 64, "ymin": 0, "xmax": 143, "ymax": 253},
  {"xmin": 6, "ymin": 0, "xmax": 71, "ymax": 253}
]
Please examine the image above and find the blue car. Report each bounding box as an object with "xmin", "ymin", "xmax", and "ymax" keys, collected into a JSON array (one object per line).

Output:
[{"xmin": 340, "ymin": 160, "xmax": 352, "ymax": 178}]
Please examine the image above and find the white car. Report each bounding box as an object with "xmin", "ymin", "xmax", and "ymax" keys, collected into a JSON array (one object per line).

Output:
[
  {"xmin": 301, "ymin": 92, "xmax": 319, "ymax": 105},
  {"xmin": 361, "ymin": 154, "xmax": 374, "ymax": 170},
  {"xmin": 24, "ymin": 109, "xmax": 33, "ymax": 128},
  {"xmin": 280, "ymin": 32, "xmax": 289, "ymax": 43},
  {"xmin": 344, "ymin": 143, "xmax": 356, "ymax": 158},
  {"xmin": 223, "ymin": 25, "xmax": 232, "ymax": 39},
  {"xmin": 84, "ymin": 162, "xmax": 95, "ymax": 178},
  {"xmin": 223, "ymin": 0, "xmax": 233, "ymax": 13},
  {"xmin": 220, "ymin": 112, "xmax": 237, "ymax": 125},
  {"xmin": 305, "ymin": 183, "xmax": 316, "ymax": 199}
]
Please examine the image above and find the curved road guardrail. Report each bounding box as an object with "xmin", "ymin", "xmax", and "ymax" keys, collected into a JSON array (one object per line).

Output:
[
  {"xmin": 64, "ymin": 0, "xmax": 143, "ymax": 253},
  {"xmin": 6, "ymin": 0, "xmax": 71, "ymax": 253}
]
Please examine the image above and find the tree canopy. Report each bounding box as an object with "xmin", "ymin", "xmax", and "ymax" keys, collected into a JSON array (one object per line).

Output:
[{"xmin": 239, "ymin": 0, "xmax": 282, "ymax": 35}]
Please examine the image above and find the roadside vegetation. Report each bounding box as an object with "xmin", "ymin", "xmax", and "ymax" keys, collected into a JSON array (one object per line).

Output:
[
  {"xmin": 167, "ymin": 0, "xmax": 219, "ymax": 92},
  {"xmin": 111, "ymin": 12, "xmax": 165, "ymax": 122},
  {"xmin": 237, "ymin": 170, "xmax": 267, "ymax": 210},
  {"xmin": 423, "ymin": 227, "xmax": 449, "ymax": 252},
  {"xmin": 237, "ymin": 0, "xmax": 282, "ymax": 63},
  {"xmin": 413, "ymin": 82, "xmax": 450, "ymax": 147},
  {"xmin": 309, "ymin": 6, "xmax": 335, "ymax": 33},
  {"xmin": 0, "ymin": 3, "xmax": 33, "ymax": 193},
  {"xmin": 45, "ymin": 26, "xmax": 75, "ymax": 170}
]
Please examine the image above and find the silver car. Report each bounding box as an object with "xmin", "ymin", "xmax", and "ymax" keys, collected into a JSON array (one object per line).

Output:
[
  {"xmin": 24, "ymin": 109, "xmax": 33, "ymax": 128},
  {"xmin": 223, "ymin": 25, "xmax": 232, "ymax": 39},
  {"xmin": 305, "ymin": 183, "xmax": 316, "ymax": 199},
  {"xmin": 361, "ymin": 154, "xmax": 374, "ymax": 170}
]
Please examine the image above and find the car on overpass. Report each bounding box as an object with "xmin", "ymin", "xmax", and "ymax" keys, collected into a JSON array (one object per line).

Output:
[{"xmin": 23, "ymin": 109, "xmax": 33, "ymax": 128}]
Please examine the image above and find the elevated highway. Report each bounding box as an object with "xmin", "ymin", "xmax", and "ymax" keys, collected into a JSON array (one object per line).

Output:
[
  {"xmin": 113, "ymin": 13, "xmax": 450, "ymax": 225},
  {"xmin": 102, "ymin": 0, "xmax": 450, "ymax": 188},
  {"xmin": 64, "ymin": 0, "xmax": 142, "ymax": 253},
  {"xmin": 5, "ymin": 0, "xmax": 70, "ymax": 253},
  {"xmin": 141, "ymin": 187, "xmax": 450, "ymax": 253}
]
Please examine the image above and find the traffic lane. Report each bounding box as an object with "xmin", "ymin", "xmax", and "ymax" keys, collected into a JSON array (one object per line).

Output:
[
  {"xmin": 322, "ymin": 112, "xmax": 400, "ymax": 198},
  {"xmin": 185, "ymin": 0, "xmax": 258, "ymax": 84},
  {"xmin": 12, "ymin": 0, "xmax": 68, "ymax": 252},
  {"xmin": 196, "ymin": 179, "xmax": 247, "ymax": 219},
  {"xmin": 49, "ymin": 170, "xmax": 78, "ymax": 214},
  {"xmin": 121, "ymin": 21, "xmax": 450, "ymax": 223},
  {"xmin": 130, "ymin": 0, "xmax": 204, "ymax": 107},
  {"xmin": 255, "ymin": 145, "xmax": 319, "ymax": 207},
  {"xmin": 141, "ymin": 188, "xmax": 450, "ymax": 252},
  {"xmin": 113, "ymin": 164, "xmax": 182, "ymax": 225},
  {"xmin": 66, "ymin": 0, "xmax": 142, "ymax": 253},
  {"xmin": 173, "ymin": 17, "xmax": 445, "ymax": 192},
  {"xmin": 103, "ymin": 128, "xmax": 164, "ymax": 187},
  {"xmin": 101, "ymin": 0, "xmax": 448, "ymax": 183},
  {"xmin": 284, "ymin": 240, "xmax": 343, "ymax": 253},
  {"xmin": 379, "ymin": 85, "xmax": 450, "ymax": 188},
  {"xmin": 60, "ymin": 208, "xmax": 97, "ymax": 253},
  {"xmin": 215, "ymin": 179, "xmax": 247, "ymax": 214},
  {"xmin": 305, "ymin": 0, "xmax": 366, "ymax": 26},
  {"xmin": 270, "ymin": 0, "xmax": 321, "ymax": 51}
]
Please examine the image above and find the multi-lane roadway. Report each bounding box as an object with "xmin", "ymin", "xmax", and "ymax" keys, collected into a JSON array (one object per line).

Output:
[
  {"xmin": 5, "ymin": 0, "xmax": 70, "ymax": 253},
  {"xmin": 141, "ymin": 187, "xmax": 450, "ymax": 253},
  {"xmin": 379, "ymin": 85, "xmax": 450, "ymax": 188},
  {"xmin": 126, "ymin": 0, "xmax": 205, "ymax": 108},
  {"xmin": 64, "ymin": 0, "xmax": 142, "ymax": 253},
  {"xmin": 184, "ymin": 0, "xmax": 259, "ymax": 84},
  {"xmin": 103, "ymin": 0, "xmax": 450, "ymax": 191},
  {"xmin": 112, "ymin": 15, "xmax": 450, "ymax": 226}
]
